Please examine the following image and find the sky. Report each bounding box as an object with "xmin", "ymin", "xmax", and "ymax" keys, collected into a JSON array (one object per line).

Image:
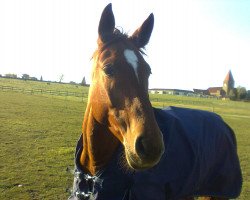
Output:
[{"xmin": 0, "ymin": 0, "xmax": 250, "ymax": 90}]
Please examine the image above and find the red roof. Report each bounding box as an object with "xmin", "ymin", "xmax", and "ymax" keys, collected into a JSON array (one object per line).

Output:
[
  {"xmin": 224, "ymin": 70, "xmax": 234, "ymax": 83},
  {"xmin": 207, "ymin": 87, "xmax": 222, "ymax": 93}
]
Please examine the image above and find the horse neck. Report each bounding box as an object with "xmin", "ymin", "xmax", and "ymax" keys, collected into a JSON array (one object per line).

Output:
[{"xmin": 79, "ymin": 101, "xmax": 120, "ymax": 176}]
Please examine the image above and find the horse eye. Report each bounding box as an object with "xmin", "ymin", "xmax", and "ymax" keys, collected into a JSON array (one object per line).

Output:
[{"xmin": 103, "ymin": 64, "xmax": 115, "ymax": 77}]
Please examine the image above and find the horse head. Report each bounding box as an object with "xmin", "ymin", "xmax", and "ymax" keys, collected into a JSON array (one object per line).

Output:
[{"xmin": 83, "ymin": 4, "xmax": 164, "ymax": 173}]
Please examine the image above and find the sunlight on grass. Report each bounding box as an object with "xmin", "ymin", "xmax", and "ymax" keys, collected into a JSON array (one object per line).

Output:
[{"xmin": 0, "ymin": 78, "xmax": 249, "ymax": 199}]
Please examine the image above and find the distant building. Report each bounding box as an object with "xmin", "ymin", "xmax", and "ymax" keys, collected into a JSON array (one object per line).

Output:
[
  {"xmin": 5, "ymin": 73, "xmax": 17, "ymax": 79},
  {"xmin": 193, "ymin": 70, "xmax": 234, "ymax": 97},
  {"xmin": 193, "ymin": 89, "xmax": 209, "ymax": 96},
  {"xmin": 223, "ymin": 70, "xmax": 235, "ymax": 96},
  {"xmin": 207, "ymin": 87, "xmax": 224, "ymax": 96},
  {"xmin": 149, "ymin": 70, "xmax": 235, "ymax": 98},
  {"xmin": 148, "ymin": 88, "xmax": 194, "ymax": 96}
]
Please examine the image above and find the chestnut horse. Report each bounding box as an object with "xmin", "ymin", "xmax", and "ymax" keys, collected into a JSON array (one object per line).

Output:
[{"xmin": 69, "ymin": 4, "xmax": 242, "ymax": 200}]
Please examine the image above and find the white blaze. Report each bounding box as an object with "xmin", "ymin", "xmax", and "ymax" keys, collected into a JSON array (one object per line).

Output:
[{"xmin": 124, "ymin": 49, "xmax": 139, "ymax": 81}]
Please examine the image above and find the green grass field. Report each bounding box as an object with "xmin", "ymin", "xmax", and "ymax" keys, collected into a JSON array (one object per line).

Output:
[{"xmin": 0, "ymin": 78, "xmax": 249, "ymax": 199}]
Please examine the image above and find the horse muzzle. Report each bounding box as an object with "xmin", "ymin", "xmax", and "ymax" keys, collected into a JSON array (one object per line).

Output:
[{"xmin": 125, "ymin": 132, "xmax": 165, "ymax": 170}]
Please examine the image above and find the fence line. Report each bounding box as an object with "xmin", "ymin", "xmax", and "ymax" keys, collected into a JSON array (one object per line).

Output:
[
  {"xmin": 0, "ymin": 85, "xmax": 88, "ymax": 98},
  {"xmin": 0, "ymin": 85, "xmax": 214, "ymax": 110}
]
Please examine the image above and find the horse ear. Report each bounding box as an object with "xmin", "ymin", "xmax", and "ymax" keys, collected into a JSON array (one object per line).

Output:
[
  {"xmin": 130, "ymin": 13, "xmax": 154, "ymax": 48},
  {"xmin": 98, "ymin": 3, "xmax": 115, "ymax": 44}
]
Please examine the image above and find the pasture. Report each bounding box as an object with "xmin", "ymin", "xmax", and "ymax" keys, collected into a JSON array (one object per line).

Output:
[{"xmin": 0, "ymin": 78, "xmax": 249, "ymax": 199}]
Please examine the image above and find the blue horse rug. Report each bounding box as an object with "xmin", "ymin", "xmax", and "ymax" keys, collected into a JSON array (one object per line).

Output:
[{"xmin": 68, "ymin": 106, "xmax": 242, "ymax": 200}]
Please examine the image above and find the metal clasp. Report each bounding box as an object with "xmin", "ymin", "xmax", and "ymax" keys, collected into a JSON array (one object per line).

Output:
[{"xmin": 76, "ymin": 191, "xmax": 92, "ymax": 200}]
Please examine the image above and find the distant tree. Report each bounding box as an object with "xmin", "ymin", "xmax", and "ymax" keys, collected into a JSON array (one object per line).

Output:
[
  {"xmin": 0, "ymin": 74, "xmax": 2, "ymax": 77},
  {"xmin": 246, "ymin": 90, "xmax": 250, "ymax": 100},
  {"xmin": 70, "ymin": 81, "xmax": 76, "ymax": 85},
  {"xmin": 40, "ymin": 76, "xmax": 43, "ymax": 81},
  {"xmin": 229, "ymin": 88, "xmax": 237, "ymax": 100},
  {"xmin": 59, "ymin": 74, "xmax": 64, "ymax": 83},
  {"xmin": 22, "ymin": 74, "xmax": 30, "ymax": 80},
  {"xmin": 81, "ymin": 76, "xmax": 86, "ymax": 86},
  {"xmin": 236, "ymin": 86, "xmax": 247, "ymax": 100}
]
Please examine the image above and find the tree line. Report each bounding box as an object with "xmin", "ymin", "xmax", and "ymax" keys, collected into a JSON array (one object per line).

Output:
[
  {"xmin": 229, "ymin": 86, "xmax": 250, "ymax": 101},
  {"xmin": 0, "ymin": 73, "xmax": 88, "ymax": 86}
]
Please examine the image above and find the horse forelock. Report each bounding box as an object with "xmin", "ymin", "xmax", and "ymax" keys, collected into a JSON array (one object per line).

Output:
[{"xmin": 92, "ymin": 28, "xmax": 146, "ymax": 61}]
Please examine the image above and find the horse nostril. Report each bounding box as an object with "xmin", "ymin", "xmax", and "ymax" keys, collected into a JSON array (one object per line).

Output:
[
  {"xmin": 135, "ymin": 136, "xmax": 148, "ymax": 158},
  {"xmin": 135, "ymin": 135, "xmax": 164, "ymax": 161}
]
